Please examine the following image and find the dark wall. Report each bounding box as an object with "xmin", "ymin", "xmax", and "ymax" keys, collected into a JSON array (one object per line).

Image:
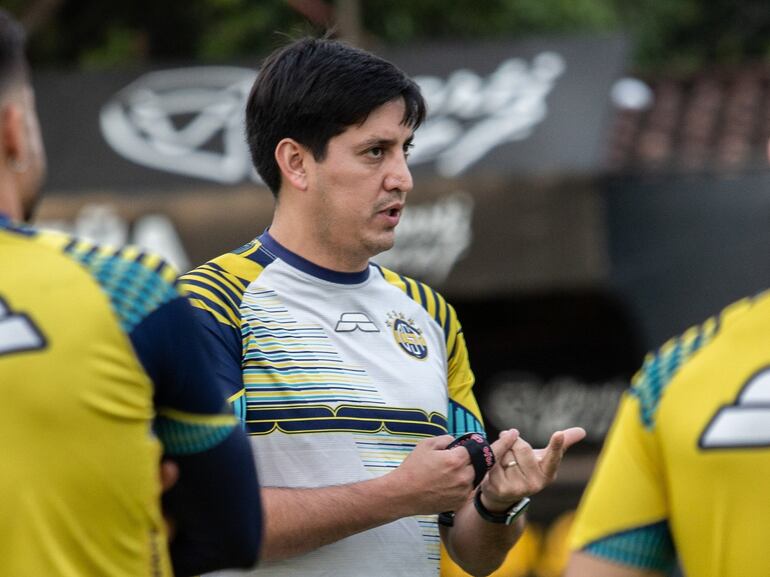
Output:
[{"xmin": 607, "ymin": 171, "xmax": 770, "ymax": 349}]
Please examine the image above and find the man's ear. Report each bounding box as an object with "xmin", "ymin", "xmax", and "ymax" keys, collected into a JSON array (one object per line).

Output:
[
  {"xmin": 275, "ymin": 138, "xmax": 309, "ymax": 191},
  {"xmin": 0, "ymin": 101, "xmax": 26, "ymax": 169}
]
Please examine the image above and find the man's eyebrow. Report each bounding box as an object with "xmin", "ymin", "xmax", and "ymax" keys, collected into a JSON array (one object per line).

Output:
[{"xmin": 358, "ymin": 134, "xmax": 415, "ymax": 148}]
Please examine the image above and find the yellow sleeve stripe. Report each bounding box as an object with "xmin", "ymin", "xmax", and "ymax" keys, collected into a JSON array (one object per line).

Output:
[
  {"xmin": 199, "ymin": 264, "xmax": 248, "ymax": 294},
  {"xmin": 210, "ymin": 252, "xmax": 264, "ymax": 282},
  {"xmin": 228, "ymin": 388, "xmax": 246, "ymax": 403},
  {"xmin": 36, "ymin": 229, "xmax": 71, "ymax": 250},
  {"xmin": 188, "ymin": 297, "xmax": 238, "ymax": 329},
  {"xmin": 181, "ymin": 271, "xmax": 241, "ymax": 313},
  {"xmin": 420, "ymin": 281, "xmax": 437, "ymax": 318},
  {"xmin": 446, "ymin": 303, "xmax": 460, "ymax": 359},
  {"xmin": 119, "ymin": 244, "xmax": 141, "ymax": 261},
  {"xmin": 183, "ymin": 284, "xmax": 240, "ymax": 326},
  {"xmin": 379, "ymin": 267, "xmax": 408, "ymax": 291},
  {"xmin": 402, "ymin": 276, "xmax": 421, "ymax": 304},
  {"xmin": 157, "ymin": 407, "xmax": 238, "ymax": 427}
]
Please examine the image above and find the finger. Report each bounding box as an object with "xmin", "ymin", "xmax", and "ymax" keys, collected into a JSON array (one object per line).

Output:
[
  {"xmin": 489, "ymin": 429, "xmax": 519, "ymax": 465},
  {"xmin": 539, "ymin": 431, "xmax": 567, "ymax": 479},
  {"xmin": 561, "ymin": 427, "xmax": 587, "ymax": 449},
  {"xmin": 510, "ymin": 436, "xmax": 539, "ymax": 473},
  {"xmin": 532, "ymin": 427, "xmax": 587, "ymax": 461},
  {"xmin": 160, "ymin": 460, "xmax": 179, "ymax": 492},
  {"xmin": 422, "ymin": 434, "xmax": 456, "ymax": 449}
]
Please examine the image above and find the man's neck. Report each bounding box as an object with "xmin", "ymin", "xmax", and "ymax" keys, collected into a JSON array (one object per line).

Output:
[{"xmin": 268, "ymin": 216, "xmax": 368, "ymax": 274}]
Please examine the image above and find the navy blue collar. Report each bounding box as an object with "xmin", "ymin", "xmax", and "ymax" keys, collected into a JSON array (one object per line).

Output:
[{"xmin": 258, "ymin": 231, "xmax": 370, "ymax": 285}]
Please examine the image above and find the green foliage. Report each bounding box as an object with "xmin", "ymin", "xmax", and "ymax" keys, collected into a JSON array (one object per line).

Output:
[
  {"xmin": 197, "ymin": 1, "xmax": 316, "ymax": 62},
  {"xmin": 10, "ymin": 0, "xmax": 770, "ymax": 72},
  {"xmin": 364, "ymin": 0, "xmax": 618, "ymax": 43}
]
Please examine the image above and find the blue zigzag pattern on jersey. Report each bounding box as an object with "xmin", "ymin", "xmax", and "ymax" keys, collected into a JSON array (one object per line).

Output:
[
  {"xmin": 154, "ymin": 415, "xmax": 236, "ymax": 456},
  {"xmin": 583, "ymin": 521, "xmax": 676, "ymax": 573},
  {"xmin": 63, "ymin": 241, "xmax": 178, "ymax": 333},
  {"xmin": 630, "ymin": 325, "xmax": 713, "ymax": 429}
]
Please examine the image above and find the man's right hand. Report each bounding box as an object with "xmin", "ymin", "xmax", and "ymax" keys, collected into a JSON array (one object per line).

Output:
[{"xmin": 390, "ymin": 433, "xmax": 517, "ymax": 515}]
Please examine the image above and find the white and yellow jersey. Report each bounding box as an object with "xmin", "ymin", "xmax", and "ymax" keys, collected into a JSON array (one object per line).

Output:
[{"xmin": 181, "ymin": 230, "xmax": 484, "ymax": 577}]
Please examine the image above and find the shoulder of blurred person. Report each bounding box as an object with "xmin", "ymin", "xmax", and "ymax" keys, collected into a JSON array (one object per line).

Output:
[{"xmin": 566, "ymin": 290, "xmax": 770, "ymax": 577}]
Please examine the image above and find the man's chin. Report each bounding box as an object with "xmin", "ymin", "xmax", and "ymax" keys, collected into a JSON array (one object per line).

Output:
[{"xmin": 363, "ymin": 234, "xmax": 396, "ymax": 259}]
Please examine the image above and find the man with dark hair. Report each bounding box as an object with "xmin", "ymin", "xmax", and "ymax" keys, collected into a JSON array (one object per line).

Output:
[
  {"xmin": 182, "ymin": 37, "xmax": 584, "ymax": 577},
  {"xmin": 0, "ymin": 10, "xmax": 262, "ymax": 576}
]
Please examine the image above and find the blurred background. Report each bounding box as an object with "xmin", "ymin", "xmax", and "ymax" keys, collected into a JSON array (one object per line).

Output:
[{"xmin": 8, "ymin": 0, "xmax": 770, "ymax": 574}]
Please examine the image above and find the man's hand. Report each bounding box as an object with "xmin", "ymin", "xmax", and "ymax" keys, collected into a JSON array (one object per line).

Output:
[
  {"xmin": 388, "ymin": 434, "xmax": 485, "ymax": 515},
  {"xmin": 480, "ymin": 427, "xmax": 586, "ymax": 511},
  {"xmin": 159, "ymin": 459, "xmax": 179, "ymax": 538}
]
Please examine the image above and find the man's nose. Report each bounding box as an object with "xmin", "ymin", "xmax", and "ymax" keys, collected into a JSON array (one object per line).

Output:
[{"xmin": 385, "ymin": 155, "xmax": 413, "ymax": 193}]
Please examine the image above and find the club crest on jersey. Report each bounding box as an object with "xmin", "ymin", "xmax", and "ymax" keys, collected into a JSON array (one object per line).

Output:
[{"xmin": 386, "ymin": 311, "xmax": 428, "ymax": 360}]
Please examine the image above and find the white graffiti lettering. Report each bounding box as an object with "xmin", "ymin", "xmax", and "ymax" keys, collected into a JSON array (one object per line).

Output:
[{"xmin": 99, "ymin": 53, "xmax": 565, "ymax": 184}]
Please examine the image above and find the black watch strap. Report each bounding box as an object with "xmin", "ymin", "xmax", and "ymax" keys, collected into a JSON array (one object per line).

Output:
[{"xmin": 473, "ymin": 488, "xmax": 530, "ymax": 526}]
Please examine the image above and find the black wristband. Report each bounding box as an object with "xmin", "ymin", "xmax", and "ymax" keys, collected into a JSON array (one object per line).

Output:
[
  {"xmin": 445, "ymin": 432, "xmax": 496, "ymax": 486},
  {"xmin": 438, "ymin": 433, "xmax": 496, "ymax": 527},
  {"xmin": 473, "ymin": 488, "xmax": 530, "ymax": 526}
]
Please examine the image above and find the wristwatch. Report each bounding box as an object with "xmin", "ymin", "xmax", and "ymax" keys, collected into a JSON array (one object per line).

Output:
[{"xmin": 473, "ymin": 488, "xmax": 531, "ymax": 526}]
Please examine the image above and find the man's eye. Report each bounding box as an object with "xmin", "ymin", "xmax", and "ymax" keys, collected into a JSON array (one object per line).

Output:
[
  {"xmin": 368, "ymin": 147, "xmax": 384, "ymax": 158},
  {"xmin": 404, "ymin": 142, "xmax": 414, "ymax": 158}
]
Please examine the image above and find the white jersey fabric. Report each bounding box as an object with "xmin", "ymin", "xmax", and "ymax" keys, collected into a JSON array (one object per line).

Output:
[{"xmin": 181, "ymin": 231, "xmax": 485, "ymax": 577}]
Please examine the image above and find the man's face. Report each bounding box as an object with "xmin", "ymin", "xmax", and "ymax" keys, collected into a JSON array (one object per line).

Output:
[{"xmin": 306, "ymin": 98, "xmax": 415, "ymax": 266}]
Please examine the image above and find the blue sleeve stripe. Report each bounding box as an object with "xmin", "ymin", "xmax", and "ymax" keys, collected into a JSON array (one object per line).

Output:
[
  {"xmin": 447, "ymin": 399, "xmax": 484, "ymax": 436},
  {"xmin": 399, "ymin": 274, "xmax": 414, "ymax": 299},
  {"xmin": 199, "ymin": 265, "xmax": 247, "ymax": 296},
  {"xmin": 440, "ymin": 296, "xmax": 450, "ymax": 342},
  {"xmin": 447, "ymin": 325, "xmax": 461, "ymax": 362},
  {"xmin": 582, "ymin": 522, "xmax": 676, "ymax": 573},
  {"xmin": 184, "ymin": 271, "xmax": 243, "ymax": 309},
  {"xmin": 416, "ymin": 281, "xmax": 428, "ymax": 309},
  {"xmin": 426, "ymin": 285, "xmax": 441, "ymax": 326},
  {"xmin": 198, "ymin": 262, "xmax": 249, "ymax": 292},
  {"xmin": 188, "ymin": 292, "xmax": 239, "ymax": 330},
  {"xmin": 63, "ymin": 237, "xmax": 78, "ymax": 253}
]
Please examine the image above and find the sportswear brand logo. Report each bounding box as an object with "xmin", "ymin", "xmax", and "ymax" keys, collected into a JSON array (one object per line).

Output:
[
  {"xmin": 0, "ymin": 298, "xmax": 46, "ymax": 356},
  {"xmin": 335, "ymin": 312, "xmax": 380, "ymax": 333},
  {"xmin": 386, "ymin": 311, "xmax": 428, "ymax": 360},
  {"xmin": 700, "ymin": 368, "xmax": 770, "ymax": 449}
]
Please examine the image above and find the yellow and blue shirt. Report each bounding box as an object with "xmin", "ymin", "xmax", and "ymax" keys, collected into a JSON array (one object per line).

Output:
[
  {"xmin": 181, "ymin": 231, "xmax": 484, "ymax": 577},
  {"xmin": 0, "ymin": 215, "xmax": 259, "ymax": 576},
  {"xmin": 570, "ymin": 292, "xmax": 770, "ymax": 576}
]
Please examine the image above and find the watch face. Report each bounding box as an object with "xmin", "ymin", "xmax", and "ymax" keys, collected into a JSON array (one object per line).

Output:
[{"xmin": 505, "ymin": 497, "xmax": 531, "ymax": 525}]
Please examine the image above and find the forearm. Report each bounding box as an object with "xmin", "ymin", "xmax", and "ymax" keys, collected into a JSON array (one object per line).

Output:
[
  {"xmin": 441, "ymin": 496, "xmax": 524, "ymax": 577},
  {"xmin": 260, "ymin": 474, "xmax": 415, "ymax": 561},
  {"xmin": 164, "ymin": 430, "xmax": 262, "ymax": 576}
]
